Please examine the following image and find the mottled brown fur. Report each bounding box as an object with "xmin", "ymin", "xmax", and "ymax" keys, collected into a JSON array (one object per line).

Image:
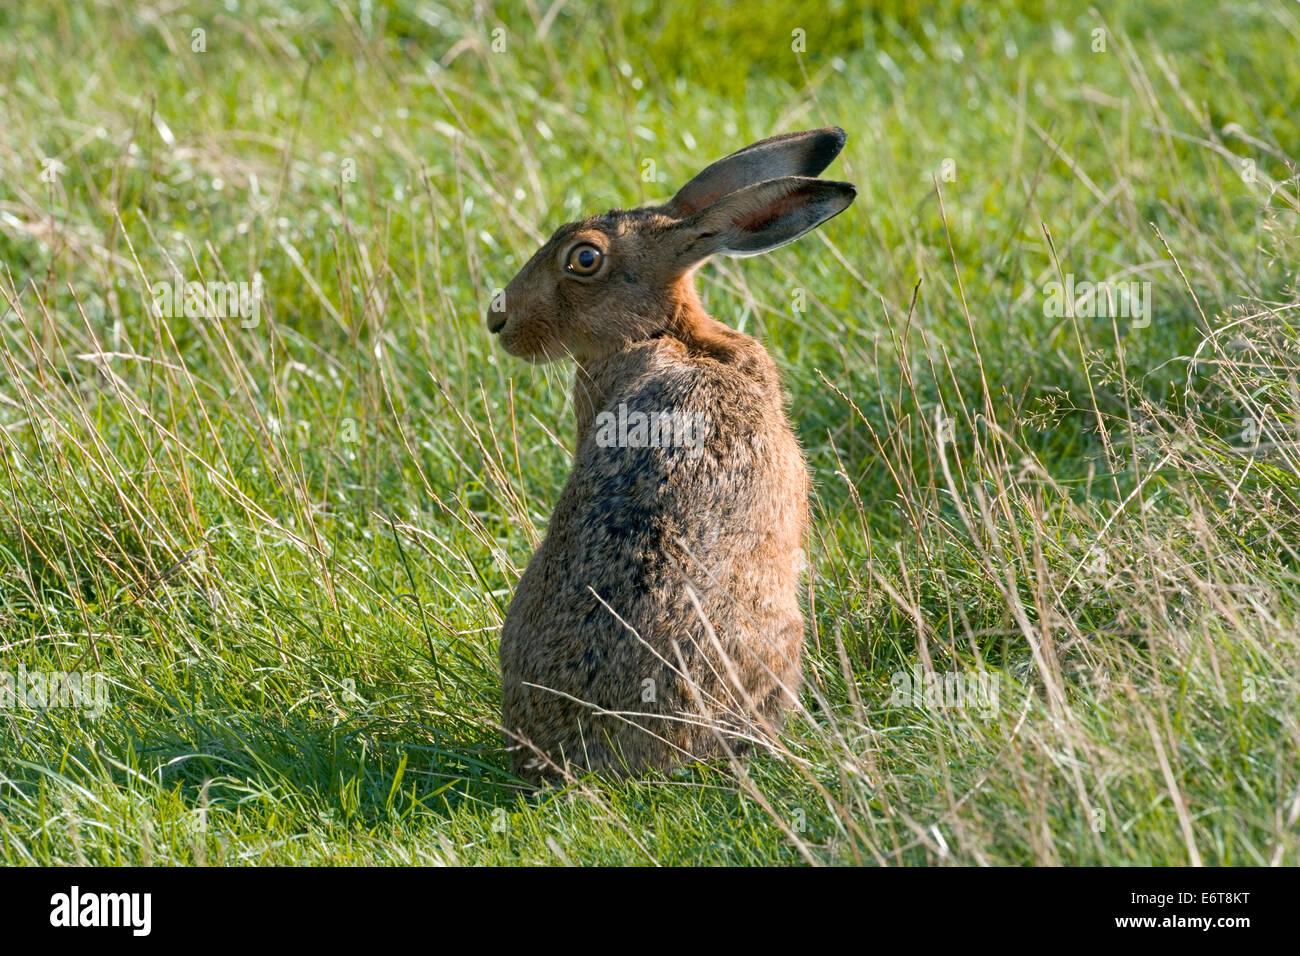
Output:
[{"xmin": 491, "ymin": 128, "xmax": 855, "ymax": 781}]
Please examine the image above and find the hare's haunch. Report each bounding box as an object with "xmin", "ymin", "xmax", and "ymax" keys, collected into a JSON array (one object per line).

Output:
[{"xmin": 491, "ymin": 128, "xmax": 856, "ymax": 781}]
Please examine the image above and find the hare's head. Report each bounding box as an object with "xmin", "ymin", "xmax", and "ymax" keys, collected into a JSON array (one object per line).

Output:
[{"xmin": 490, "ymin": 127, "xmax": 855, "ymax": 363}]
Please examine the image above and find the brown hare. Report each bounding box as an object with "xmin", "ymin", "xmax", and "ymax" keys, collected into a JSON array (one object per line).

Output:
[{"xmin": 491, "ymin": 127, "xmax": 855, "ymax": 782}]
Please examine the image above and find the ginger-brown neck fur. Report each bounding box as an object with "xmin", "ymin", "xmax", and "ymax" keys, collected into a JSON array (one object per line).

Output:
[{"xmin": 572, "ymin": 277, "xmax": 779, "ymax": 441}]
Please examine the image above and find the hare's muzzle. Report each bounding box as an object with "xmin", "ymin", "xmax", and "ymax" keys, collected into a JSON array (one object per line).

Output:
[{"xmin": 488, "ymin": 312, "xmax": 506, "ymax": 334}]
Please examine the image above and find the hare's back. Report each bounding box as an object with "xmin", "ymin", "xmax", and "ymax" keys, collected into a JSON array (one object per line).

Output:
[{"xmin": 558, "ymin": 343, "xmax": 804, "ymax": 576}]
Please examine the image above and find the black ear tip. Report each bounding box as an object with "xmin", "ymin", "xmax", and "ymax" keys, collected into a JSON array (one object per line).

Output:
[
  {"xmin": 811, "ymin": 126, "xmax": 848, "ymax": 168},
  {"xmin": 816, "ymin": 179, "xmax": 856, "ymax": 203}
]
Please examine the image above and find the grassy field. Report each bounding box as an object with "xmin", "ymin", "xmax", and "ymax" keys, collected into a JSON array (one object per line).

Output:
[{"xmin": 0, "ymin": 0, "xmax": 1297, "ymax": 865}]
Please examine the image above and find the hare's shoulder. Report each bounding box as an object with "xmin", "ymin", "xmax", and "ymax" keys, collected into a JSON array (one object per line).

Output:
[
  {"xmin": 567, "ymin": 339, "xmax": 787, "ymax": 511},
  {"xmin": 618, "ymin": 332, "xmax": 782, "ymax": 412}
]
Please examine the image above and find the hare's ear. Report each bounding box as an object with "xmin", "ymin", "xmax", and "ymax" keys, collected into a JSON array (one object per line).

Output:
[
  {"xmin": 663, "ymin": 127, "xmax": 847, "ymax": 218},
  {"xmin": 670, "ymin": 177, "xmax": 856, "ymax": 267}
]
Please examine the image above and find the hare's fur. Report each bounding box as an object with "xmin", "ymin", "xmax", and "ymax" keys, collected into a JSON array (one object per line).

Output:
[{"xmin": 492, "ymin": 129, "xmax": 855, "ymax": 781}]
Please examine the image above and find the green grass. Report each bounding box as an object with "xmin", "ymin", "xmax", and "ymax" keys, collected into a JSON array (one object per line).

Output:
[{"xmin": 1, "ymin": 0, "xmax": 1298, "ymax": 865}]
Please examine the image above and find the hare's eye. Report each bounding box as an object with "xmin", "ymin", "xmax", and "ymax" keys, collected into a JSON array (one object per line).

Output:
[{"xmin": 565, "ymin": 243, "xmax": 603, "ymax": 276}]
